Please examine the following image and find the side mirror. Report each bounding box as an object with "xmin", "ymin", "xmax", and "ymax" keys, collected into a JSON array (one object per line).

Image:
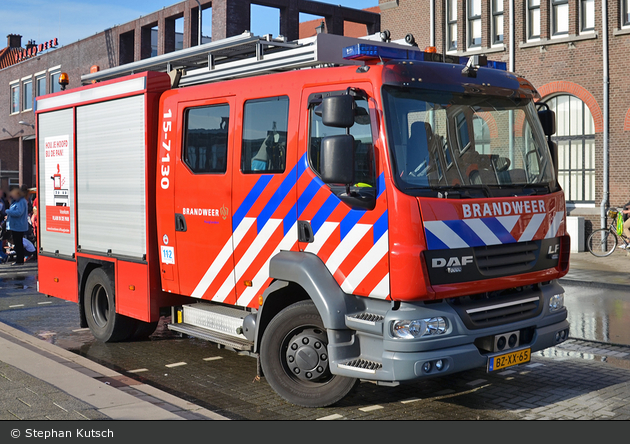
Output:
[
  {"xmin": 320, "ymin": 134, "xmax": 355, "ymax": 184},
  {"xmin": 322, "ymin": 95, "xmax": 355, "ymax": 128},
  {"xmin": 538, "ymin": 109, "xmax": 556, "ymax": 137}
]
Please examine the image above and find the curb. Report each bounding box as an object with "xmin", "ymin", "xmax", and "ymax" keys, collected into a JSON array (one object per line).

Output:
[{"xmin": 0, "ymin": 321, "xmax": 229, "ymax": 421}]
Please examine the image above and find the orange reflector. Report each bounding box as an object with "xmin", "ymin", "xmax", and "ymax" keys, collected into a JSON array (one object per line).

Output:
[
  {"xmin": 129, "ymin": 285, "xmax": 136, "ymax": 291},
  {"xmin": 424, "ymin": 46, "xmax": 437, "ymax": 53},
  {"xmin": 244, "ymin": 280, "xmax": 253, "ymax": 287},
  {"xmin": 53, "ymin": 278, "xmax": 59, "ymax": 283},
  {"xmin": 259, "ymin": 295, "xmax": 264, "ymax": 306}
]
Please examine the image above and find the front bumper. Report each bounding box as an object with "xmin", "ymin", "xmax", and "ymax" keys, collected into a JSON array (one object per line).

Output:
[{"xmin": 329, "ymin": 280, "xmax": 569, "ymax": 382}]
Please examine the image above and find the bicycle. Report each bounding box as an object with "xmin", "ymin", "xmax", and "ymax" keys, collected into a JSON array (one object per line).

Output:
[{"xmin": 586, "ymin": 208, "xmax": 630, "ymax": 257}]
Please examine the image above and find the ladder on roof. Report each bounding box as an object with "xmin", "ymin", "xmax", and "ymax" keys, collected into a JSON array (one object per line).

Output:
[{"xmin": 80, "ymin": 31, "xmax": 413, "ymax": 87}]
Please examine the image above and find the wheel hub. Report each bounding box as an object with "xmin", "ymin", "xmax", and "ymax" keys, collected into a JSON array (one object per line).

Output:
[{"xmin": 285, "ymin": 328, "xmax": 329, "ymax": 382}]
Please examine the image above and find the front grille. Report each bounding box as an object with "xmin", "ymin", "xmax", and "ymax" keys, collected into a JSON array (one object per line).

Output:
[
  {"xmin": 447, "ymin": 285, "xmax": 542, "ymax": 329},
  {"xmin": 474, "ymin": 241, "xmax": 539, "ymax": 277}
]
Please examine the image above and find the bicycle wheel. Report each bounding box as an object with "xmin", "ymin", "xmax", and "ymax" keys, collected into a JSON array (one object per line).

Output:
[{"xmin": 587, "ymin": 228, "xmax": 618, "ymax": 257}]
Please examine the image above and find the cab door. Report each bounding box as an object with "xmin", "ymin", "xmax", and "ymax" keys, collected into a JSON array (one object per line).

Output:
[
  {"xmin": 231, "ymin": 95, "xmax": 298, "ymax": 308},
  {"xmin": 172, "ymin": 96, "xmax": 237, "ymax": 304},
  {"xmin": 296, "ymin": 85, "xmax": 390, "ymax": 299}
]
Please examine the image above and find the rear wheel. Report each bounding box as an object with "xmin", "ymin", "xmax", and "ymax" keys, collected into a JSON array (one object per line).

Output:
[
  {"xmin": 587, "ymin": 228, "xmax": 617, "ymax": 257},
  {"xmin": 260, "ymin": 300, "xmax": 357, "ymax": 407},
  {"xmin": 84, "ymin": 268, "xmax": 138, "ymax": 342}
]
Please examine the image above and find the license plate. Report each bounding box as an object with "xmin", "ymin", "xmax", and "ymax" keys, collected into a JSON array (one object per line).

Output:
[{"xmin": 487, "ymin": 348, "xmax": 531, "ymax": 372}]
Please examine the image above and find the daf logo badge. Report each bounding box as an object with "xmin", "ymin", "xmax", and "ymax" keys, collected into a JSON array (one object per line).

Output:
[
  {"xmin": 431, "ymin": 256, "xmax": 473, "ymax": 273},
  {"xmin": 163, "ymin": 234, "xmax": 169, "ymax": 245}
]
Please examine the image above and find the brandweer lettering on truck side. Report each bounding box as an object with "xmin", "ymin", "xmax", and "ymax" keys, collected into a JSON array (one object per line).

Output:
[{"xmin": 462, "ymin": 200, "xmax": 547, "ymax": 219}]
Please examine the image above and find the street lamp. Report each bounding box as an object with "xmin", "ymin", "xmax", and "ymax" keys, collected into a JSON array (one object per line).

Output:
[{"xmin": 18, "ymin": 121, "xmax": 34, "ymax": 129}]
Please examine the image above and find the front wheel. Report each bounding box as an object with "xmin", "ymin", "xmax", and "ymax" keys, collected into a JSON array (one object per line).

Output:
[
  {"xmin": 587, "ymin": 228, "xmax": 617, "ymax": 257},
  {"xmin": 260, "ymin": 300, "xmax": 357, "ymax": 407}
]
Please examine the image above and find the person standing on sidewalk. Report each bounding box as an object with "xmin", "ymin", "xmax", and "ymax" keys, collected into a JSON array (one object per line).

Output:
[{"xmin": 4, "ymin": 186, "xmax": 29, "ymax": 266}]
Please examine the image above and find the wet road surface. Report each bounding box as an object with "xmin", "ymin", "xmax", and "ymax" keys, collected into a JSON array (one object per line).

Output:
[{"xmin": 1, "ymin": 272, "xmax": 630, "ymax": 420}]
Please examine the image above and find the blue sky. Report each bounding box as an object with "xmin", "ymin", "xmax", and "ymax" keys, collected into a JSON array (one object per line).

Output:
[{"xmin": 0, "ymin": 0, "xmax": 378, "ymax": 47}]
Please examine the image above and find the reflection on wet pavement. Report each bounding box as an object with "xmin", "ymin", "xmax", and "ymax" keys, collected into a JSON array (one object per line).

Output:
[{"xmin": 563, "ymin": 283, "xmax": 630, "ymax": 346}]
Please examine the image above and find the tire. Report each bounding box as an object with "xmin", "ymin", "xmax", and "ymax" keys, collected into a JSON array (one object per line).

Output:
[
  {"xmin": 587, "ymin": 228, "xmax": 617, "ymax": 257},
  {"xmin": 260, "ymin": 300, "xmax": 358, "ymax": 407},
  {"xmin": 84, "ymin": 268, "xmax": 138, "ymax": 342}
]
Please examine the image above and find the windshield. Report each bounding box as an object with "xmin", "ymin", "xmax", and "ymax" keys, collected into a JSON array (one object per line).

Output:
[{"xmin": 382, "ymin": 86, "xmax": 557, "ymax": 197}]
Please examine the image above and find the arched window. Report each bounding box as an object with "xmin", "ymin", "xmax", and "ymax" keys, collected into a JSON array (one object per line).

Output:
[{"xmin": 545, "ymin": 94, "xmax": 595, "ymax": 203}]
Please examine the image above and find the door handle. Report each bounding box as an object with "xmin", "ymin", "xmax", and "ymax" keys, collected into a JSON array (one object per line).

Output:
[
  {"xmin": 298, "ymin": 220, "xmax": 314, "ymax": 243},
  {"xmin": 175, "ymin": 213, "xmax": 187, "ymax": 232}
]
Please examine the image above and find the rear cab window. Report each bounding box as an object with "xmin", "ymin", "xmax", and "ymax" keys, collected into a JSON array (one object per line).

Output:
[{"xmin": 241, "ymin": 96, "xmax": 289, "ymax": 174}]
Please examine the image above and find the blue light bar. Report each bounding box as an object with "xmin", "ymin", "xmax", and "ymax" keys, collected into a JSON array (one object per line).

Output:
[
  {"xmin": 343, "ymin": 44, "xmax": 508, "ymax": 71},
  {"xmin": 486, "ymin": 60, "xmax": 507, "ymax": 70},
  {"xmin": 343, "ymin": 44, "xmax": 417, "ymax": 61}
]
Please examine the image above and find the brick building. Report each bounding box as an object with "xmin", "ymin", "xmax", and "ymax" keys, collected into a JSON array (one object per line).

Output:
[
  {"xmin": 299, "ymin": 6, "xmax": 381, "ymax": 37},
  {"xmin": 380, "ymin": 0, "xmax": 625, "ymax": 235},
  {"xmin": 0, "ymin": 0, "xmax": 379, "ymax": 190}
]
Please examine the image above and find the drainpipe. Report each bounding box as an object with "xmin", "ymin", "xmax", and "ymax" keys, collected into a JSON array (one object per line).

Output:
[
  {"xmin": 430, "ymin": 0, "xmax": 435, "ymax": 47},
  {"xmin": 601, "ymin": 0, "xmax": 609, "ymax": 229},
  {"xmin": 508, "ymin": 0, "xmax": 515, "ymax": 163},
  {"xmin": 195, "ymin": 0, "xmax": 202, "ymax": 46},
  {"xmin": 509, "ymin": 0, "xmax": 514, "ymax": 72}
]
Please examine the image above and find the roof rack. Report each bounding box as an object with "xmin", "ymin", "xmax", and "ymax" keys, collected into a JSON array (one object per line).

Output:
[{"xmin": 81, "ymin": 32, "xmax": 414, "ymax": 87}]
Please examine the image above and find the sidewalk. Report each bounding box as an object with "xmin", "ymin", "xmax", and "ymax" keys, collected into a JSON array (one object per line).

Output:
[
  {"xmin": 560, "ymin": 249, "xmax": 630, "ymax": 288},
  {"xmin": 0, "ymin": 321, "xmax": 228, "ymax": 421}
]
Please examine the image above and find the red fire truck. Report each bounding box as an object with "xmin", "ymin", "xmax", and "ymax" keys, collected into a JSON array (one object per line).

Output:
[{"xmin": 35, "ymin": 32, "xmax": 570, "ymax": 407}]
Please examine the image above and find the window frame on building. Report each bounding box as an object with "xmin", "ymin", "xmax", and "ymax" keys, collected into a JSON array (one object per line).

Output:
[
  {"xmin": 49, "ymin": 66, "xmax": 62, "ymax": 94},
  {"xmin": 527, "ymin": 0, "xmax": 541, "ymax": 41},
  {"xmin": 545, "ymin": 94, "xmax": 596, "ymax": 204},
  {"xmin": 467, "ymin": 0, "xmax": 482, "ymax": 49},
  {"xmin": 35, "ymin": 71, "xmax": 47, "ymax": 98},
  {"xmin": 22, "ymin": 76, "xmax": 33, "ymax": 112},
  {"xmin": 446, "ymin": 0, "xmax": 458, "ymax": 52},
  {"xmin": 10, "ymin": 80, "xmax": 20, "ymax": 115},
  {"xmin": 491, "ymin": 0, "xmax": 505, "ymax": 46},
  {"xmin": 623, "ymin": 0, "xmax": 630, "ymax": 28},
  {"xmin": 579, "ymin": 0, "xmax": 595, "ymax": 33},
  {"xmin": 551, "ymin": 0, "xmax": 570, "ymax": 37}
]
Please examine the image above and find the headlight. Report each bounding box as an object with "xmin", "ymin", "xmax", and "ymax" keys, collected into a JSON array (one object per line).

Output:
[
  {"xmin": 391, "ymin": 317, "xmax": 448, "ymax": 339},
  {"xmin": 549, "ymin": 293, "xmax": 565, "ymax": 312}
]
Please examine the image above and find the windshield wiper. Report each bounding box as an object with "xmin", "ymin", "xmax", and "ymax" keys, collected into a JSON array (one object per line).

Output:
[
  {"xmin": 522, "ymin": 183, "xmax": 551, "ymax": 195},
  {"xmin": 405, "ymin": 184, "xmax": 491, "ymax": 198}
]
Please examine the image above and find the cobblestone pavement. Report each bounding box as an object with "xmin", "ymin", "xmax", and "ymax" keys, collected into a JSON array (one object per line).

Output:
[
  {"xmin": 0, "ymin": 361, "xmax": 109, "ymax": 421},
  {"xmin": 1, "ymin": 270, "xmax": 630, "ymax": 420}
]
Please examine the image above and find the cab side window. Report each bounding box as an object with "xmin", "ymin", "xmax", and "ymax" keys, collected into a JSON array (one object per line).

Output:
[
  {"xmin": 309, "ymin": 97, "xmax": 376, "ymax": 187},
  {"xmin": 183, "ymin": 104, "xmax": 229, "ymax": 174},
  {"xmin": 241, "ymin": 96, "xmax": 289, "ymax": 174}
]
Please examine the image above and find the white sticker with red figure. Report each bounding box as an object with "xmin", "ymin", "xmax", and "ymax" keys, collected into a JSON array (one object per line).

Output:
[{"xmin": 44, "ymin": 134, "xmax": 71, "ymax": 234}]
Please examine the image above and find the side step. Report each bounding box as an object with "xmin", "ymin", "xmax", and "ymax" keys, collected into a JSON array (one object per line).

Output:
[
  {"xmin": 345, "ymin": 312, "xmax": 385, "ymax": 335},
  {"xmin": 182, "ymin": 303, "xmax": 248, "ymax": 338},
  {"xmin": 168, "ymin": 323, "xmax": 253, "ymax": 351},
  {"xmin": 337, "ymin": 359, "xmax": 383, "ymax": 374}
]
